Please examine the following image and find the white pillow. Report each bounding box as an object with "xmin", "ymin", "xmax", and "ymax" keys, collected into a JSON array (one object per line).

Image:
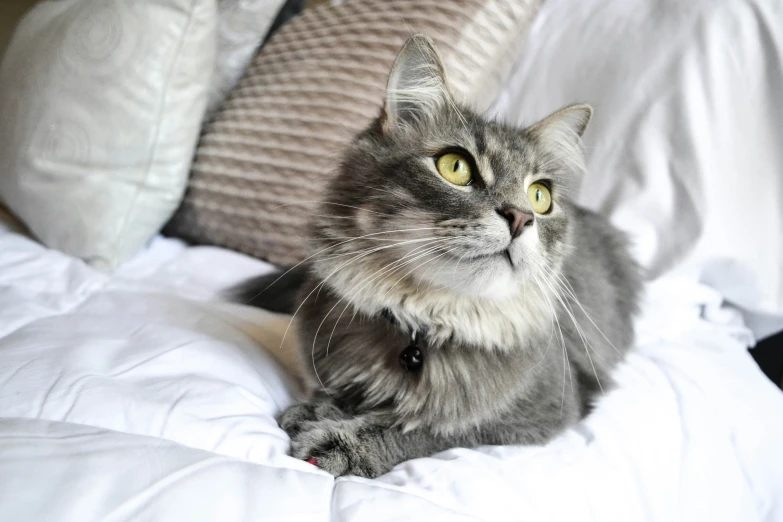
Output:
[
  {"xmin": 490, "ymin": 0, "xmax": 783, "ymax": 337},
  {"xmin": 0, "ymin": 0, "xmax": 216, "ymax": 271},
  {"xmin": 208, "ymin": 0, "xmax": 288, "ymax": 115}
]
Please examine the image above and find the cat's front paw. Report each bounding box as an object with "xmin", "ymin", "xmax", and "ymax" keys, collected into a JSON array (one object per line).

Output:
[
  {"xmin": 278, "ymin": 403, "xmax": 318, "ymax": 438},
  {"xmin": 278, "ymin": 396, "xmax": 347, "ymax": 438},
  {"xmin": 290, "ymin": 420, "xmax": 387, "ymax": 478}
]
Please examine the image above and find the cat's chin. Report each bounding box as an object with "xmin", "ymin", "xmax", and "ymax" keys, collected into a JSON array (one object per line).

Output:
[{"xmin": 412, "ymin": 254, "xmax": 524, "ymax": 299}]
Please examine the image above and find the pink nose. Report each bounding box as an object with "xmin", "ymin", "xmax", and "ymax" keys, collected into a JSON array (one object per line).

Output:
[{"xmin": 498, "ymin": 207, "xmax": 534, "ymax": 239}]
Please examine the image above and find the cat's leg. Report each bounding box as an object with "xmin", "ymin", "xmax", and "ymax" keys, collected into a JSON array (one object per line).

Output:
[
  {"xmin": 288, "ymin": 413, "xmax": 470, "ymax": 478},
  {"xmin": 286, "ymin": 390, "xmax": 580, "ymax": 478}
]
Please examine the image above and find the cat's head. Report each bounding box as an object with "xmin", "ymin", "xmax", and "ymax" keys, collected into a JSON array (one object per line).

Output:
[{"xmin": 312, "ymin": 35, "xmax": 591, "ymax": 301}]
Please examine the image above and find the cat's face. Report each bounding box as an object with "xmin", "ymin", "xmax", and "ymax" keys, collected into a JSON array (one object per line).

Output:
[{"xmin": 312, "ymin": 36, "xmax": 591, "ymax": 300}]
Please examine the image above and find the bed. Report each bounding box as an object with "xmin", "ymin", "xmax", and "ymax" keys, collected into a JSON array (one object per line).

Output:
[
  {"xmin": 1, "ymin": 0, "xmax": 783, "ymax": 520},
  {"xmin": 1, "ymin": 209, "xmax": 782, "ymax": 521}
]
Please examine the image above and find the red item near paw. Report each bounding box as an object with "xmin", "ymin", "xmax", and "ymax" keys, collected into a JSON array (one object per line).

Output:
[{"xmin": 305, "ymin": 457, "xmax": 319, "ymax": 466}]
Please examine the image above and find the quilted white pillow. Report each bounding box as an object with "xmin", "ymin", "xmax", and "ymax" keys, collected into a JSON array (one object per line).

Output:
[{"xmin": 0, "ymin": 0, "xmax": 216, "ymax": 271}]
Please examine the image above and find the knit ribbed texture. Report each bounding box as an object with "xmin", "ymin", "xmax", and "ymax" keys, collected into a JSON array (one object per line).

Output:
[{"xmin": 166, "ymin": 0, "xmax": 541, "ymax": 265}]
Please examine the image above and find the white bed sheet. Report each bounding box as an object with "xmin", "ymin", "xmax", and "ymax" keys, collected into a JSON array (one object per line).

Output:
[{"xmin": 1, "ymin": 218, "xmax": 782, "ymax": 522}]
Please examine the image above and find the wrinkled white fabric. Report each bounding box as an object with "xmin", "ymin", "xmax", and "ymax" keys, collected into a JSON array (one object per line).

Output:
[{"xmin": 1, "ymin": 219, "xmax": 781, "ymax": 521}]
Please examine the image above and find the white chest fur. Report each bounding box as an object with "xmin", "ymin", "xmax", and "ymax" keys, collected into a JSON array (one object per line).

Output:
[{"xmin": 320, "ymin": 264, "xmax": 556, "ymax": 351}]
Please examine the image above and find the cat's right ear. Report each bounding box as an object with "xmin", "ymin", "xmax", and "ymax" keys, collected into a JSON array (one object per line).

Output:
[
  {"xmin": 381, "ymin": 34, "xmax": 453, "ymax": 135},
  {"xmin": 526, "ymin": 104, "xmax": 593, "ymax": 174}
]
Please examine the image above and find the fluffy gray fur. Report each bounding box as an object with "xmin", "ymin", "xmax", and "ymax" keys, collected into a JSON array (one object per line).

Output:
[{"xmin": 235, "ymin": 35, "xmax": 641, "ymax": 478}]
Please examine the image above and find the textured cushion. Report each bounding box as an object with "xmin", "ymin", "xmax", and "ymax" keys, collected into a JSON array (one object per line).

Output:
[
  {"xmin": 0, "ymin": 0, "xmax": 216, "ymax": 271},
  {"xmin": 166, "ymin": 0, "xmax": 542, "ymax": 266},
  {"xmin": 208, "ymin": 0, "xmax": 289, "ymax": 115}
]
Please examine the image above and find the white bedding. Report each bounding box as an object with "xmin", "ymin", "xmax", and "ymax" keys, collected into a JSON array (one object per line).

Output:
[{"xmin": 1, "ymin": 217, "xmax": 782, "ymax": 521}]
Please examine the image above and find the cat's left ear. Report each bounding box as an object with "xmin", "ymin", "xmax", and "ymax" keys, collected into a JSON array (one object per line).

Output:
[
  {"xmin": 382, "ymin": 34, "xmax": 453, "ymax": 134},
  {"xmin": 527, "ymin": 104, "xmax": 592, "ymax": 172}
]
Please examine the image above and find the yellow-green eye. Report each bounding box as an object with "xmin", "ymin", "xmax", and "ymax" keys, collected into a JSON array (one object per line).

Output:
[
  {"xmin": 436, "ymin": 153, "xmax": 473, "ymax": 186},
  {"xmin": 527, "ymin": 183, "xmax": 552, "ymax": 214}
]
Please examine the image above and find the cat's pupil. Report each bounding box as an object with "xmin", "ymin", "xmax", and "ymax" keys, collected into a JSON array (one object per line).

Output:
[
  {"xmin": 453, "ymin": 160, "xmax": 461, "ymax": 172},
  {"xmin": 536, "ymin": 189, "xmax": 542, "ymax": 201}
]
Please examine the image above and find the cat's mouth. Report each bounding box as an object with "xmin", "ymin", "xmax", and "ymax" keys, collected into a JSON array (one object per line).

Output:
[
  {"xmin": 459, "ymin": 248, "xmax": 517, "ymax": 267},
  {"xmin": 440, "ymin": 244, "xmax": 520, "ymax": 270}
]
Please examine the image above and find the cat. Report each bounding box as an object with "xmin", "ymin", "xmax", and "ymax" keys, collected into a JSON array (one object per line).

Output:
[{"xmin": 234, "ymin": 34, "xmax": 642, "ymax": 478}]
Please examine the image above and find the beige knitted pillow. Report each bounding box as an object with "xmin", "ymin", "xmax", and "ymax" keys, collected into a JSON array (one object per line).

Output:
[{"xmin": 166, "ymin": 0, "xmax": 542, "ymax": 266}]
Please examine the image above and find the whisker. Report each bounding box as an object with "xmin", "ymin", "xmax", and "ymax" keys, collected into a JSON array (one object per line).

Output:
[
  {"xmin": 278, "ymin": 234, "xmax": 443, "ymax": 394},
  {"xmin": 313, "ymin": 239, "xmax": 454, "ymax": 355},
  {"xmin": 529, "ymin": 269, "xmax": 570, "ymax": 415},
  {"xmin": 319, "ymin": 236, "xmax": 443, "ymax": 260},
  {"xmin": 549, "ymin": 271, "xmax": 624, "ymax": 357},
  {"xmin": 322, "ymin": 240, "xmax": 456, "ymax": 355},
  {"xmin": 340, "ymin": 239, "xmax": 457, "ymax": 329},
  {"xmin": 530, "ymin": 259, "xmax": 604, "ymax": 395},
  {"xmin": 239, "ymin": 227, "xmax": 441, "ymax": 304},
  {"xmin": 534, "ymin": 262, "xmax": 611, "ymax": 369},
  {"xmin": 385, "ymin": 246, "xmax": 457, "ymax": 296}
]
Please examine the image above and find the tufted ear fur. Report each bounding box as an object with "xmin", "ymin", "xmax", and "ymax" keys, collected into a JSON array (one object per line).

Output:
[
  {"xmin": 527, "ymin": 104, "xmax": 593, "ymax": 173},
  {"xmin": 382, "ymin": 34, "xmax": 454, "ymax": 134}
]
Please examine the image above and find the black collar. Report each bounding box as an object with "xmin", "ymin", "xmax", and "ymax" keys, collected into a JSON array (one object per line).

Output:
[{"xmin": 381, "ymin": 308, "xmax": 425, "ymax": 372}]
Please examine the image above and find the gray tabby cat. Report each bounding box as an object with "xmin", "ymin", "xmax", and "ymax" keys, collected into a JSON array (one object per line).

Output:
[{"xmin": 235, "ymin": 35, "xmax": 641, "ymax": 478}]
